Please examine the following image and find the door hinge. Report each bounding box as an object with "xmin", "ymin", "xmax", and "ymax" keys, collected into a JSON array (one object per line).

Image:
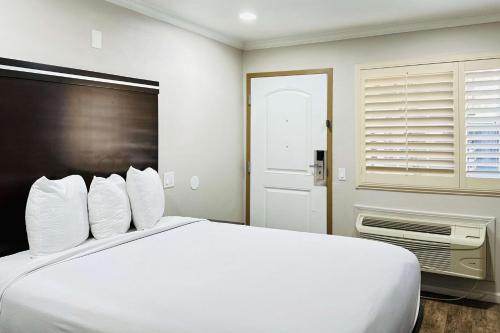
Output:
[
  {"xmin": 326, "ymin": 119, "xmax": 331, "ymax": 129},
  {"xmin": 247, "ymin": 161, "xmax": 251, "ymax": 174}
]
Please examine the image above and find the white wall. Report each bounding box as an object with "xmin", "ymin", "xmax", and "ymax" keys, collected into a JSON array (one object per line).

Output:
[
  {"xmin": 244, "ymin": 22, "xmax": 500, "ymax": 302},
  {"xmin": 0, "ymin": 0, "xmax": 244, "ymax": 222}
]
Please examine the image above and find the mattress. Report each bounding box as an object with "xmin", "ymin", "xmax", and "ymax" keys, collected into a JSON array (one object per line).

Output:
[{"xmin": 0, "ymin": 217, "xmax": 421, "ymax": 333}]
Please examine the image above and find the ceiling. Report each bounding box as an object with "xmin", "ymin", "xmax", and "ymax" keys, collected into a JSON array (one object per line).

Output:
[{"xmin": 106, "ymin": 0, "xmax": 500, "ymax": 50}]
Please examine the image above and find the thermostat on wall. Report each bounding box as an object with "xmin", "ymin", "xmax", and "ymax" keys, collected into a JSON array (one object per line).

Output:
[{"xmin": 190, "ymin": 176, "xmax": 199, "ymax": 190}]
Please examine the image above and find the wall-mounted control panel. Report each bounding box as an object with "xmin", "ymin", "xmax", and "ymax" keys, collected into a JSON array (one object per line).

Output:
[
  {"xmin": 190, "ymin": 176, "xmax": 200, "ymax": 190},
  {"xmin": 313, "ymin": 150, "xmax": 327, "ymax": 186},
  {"xmin": 91, "ymin": 29, "xmax": 102, "ymax": 49},
  {"xmin": 164, "ymin": 172, "xmax": 175, "ymax": 188},
  {"xmin": 338, "ymin": 168, "xmax": 346, "ymax": 181}
]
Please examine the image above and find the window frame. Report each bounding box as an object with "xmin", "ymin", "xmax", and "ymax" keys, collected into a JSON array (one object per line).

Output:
[{"xmin": 356, "ymin": 54, "xmax": 500, "ymax": 196}]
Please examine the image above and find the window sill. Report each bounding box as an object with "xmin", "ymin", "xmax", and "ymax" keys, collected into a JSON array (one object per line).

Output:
[{"xmin": 356, "ymin": 184, "xmax": 500, "ymax": 197}]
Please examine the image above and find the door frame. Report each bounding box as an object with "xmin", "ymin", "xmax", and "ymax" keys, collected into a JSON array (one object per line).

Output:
[{"xmin": 245, "ymin": 68, "xmax": 334, "ymax": 234}]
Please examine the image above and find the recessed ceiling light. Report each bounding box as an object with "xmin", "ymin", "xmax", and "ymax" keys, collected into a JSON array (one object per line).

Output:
[{"xmin": 239, "ymin": 12, "xmax": 257, "ymax": 21}]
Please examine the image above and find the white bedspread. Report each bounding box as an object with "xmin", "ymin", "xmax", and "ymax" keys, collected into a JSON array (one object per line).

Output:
[{"xmin": 0, "ymin": 217, "xmax": 420, "ymax": 333}]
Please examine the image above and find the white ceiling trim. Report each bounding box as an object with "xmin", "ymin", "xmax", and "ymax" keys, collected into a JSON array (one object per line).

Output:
[
  {"xmin": 243, "ymin": 13, "xmax": 500, "ymax": 50},
  {"xmin": 105, "ymin": 0, "xmax": 244, "ymax": 49},
  {"xmin": 105, "ymin": 0, "xmax": 500, "ymax": 51}
]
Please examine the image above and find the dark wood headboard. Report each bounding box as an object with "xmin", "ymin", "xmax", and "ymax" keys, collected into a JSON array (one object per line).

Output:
[{"xmin": 0, "ymin": 58, "xmax": 159, "ymax": 257}]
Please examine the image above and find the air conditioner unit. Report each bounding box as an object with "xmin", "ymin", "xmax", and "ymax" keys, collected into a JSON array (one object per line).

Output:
[{"xmin": 355, "ymin": 210, "xmax": 488, "ymax": 280}]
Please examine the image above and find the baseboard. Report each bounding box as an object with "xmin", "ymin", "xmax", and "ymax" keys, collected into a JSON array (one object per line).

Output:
[{"xmin": 421, "ymin": 284, "xmax": 500, "ymax": 304}]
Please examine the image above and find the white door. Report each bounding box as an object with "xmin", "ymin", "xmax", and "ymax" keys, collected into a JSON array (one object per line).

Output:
[{"xmin": 249, "ymin": 74, "xmax": 328, "ymax": 233}]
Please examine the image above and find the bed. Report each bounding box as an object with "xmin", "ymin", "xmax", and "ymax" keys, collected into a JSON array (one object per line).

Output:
[
  {"xmin": 0, "ymin": 58, "xmax": 422, "ymax": 332},
  {"xmin": 0, "ymin": 216, "xmax": 421, "ymax": 333}
]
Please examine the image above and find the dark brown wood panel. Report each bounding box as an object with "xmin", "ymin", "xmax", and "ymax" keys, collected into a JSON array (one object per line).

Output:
[{"xmin": 0, "ymin": 70, "xmax": 158, "ymax": 257}]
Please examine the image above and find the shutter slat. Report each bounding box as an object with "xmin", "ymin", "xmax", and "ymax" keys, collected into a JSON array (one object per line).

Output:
[
  {"xmin": 365, "ymin": 88, "xmax": 453, "ymax": 97},
  {"xmin": 365, "ymin": 106, "xmax": 454, "ymax": 112},
  {"xmin": 365, "ymin": 123, "xmax": 454, "ymax": 128},
  {"xmin": 367, "ymin": 156, "xmax": 454, "ymax": 162},
  {"xmin": 366, "ymin": 130, "xmax": 454, "ymax": 135},
  {"xmin": 366, "ymin": 114, "xmax": 453, "ymax": 120},
  {"xmin": 366, "ymin": 148, "xmax": 454, "ymax": 153}
]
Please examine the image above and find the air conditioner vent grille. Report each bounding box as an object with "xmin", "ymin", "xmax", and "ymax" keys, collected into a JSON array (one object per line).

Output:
[
  {"xmin": 361, "ymin": 217, "xmax": 452, "ymax": 235},
  {"xmin": 360, "ymin": 233, "xmax": 452, "ymax": 272}
]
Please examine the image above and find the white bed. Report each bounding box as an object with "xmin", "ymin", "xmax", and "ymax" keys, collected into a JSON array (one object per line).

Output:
[{"xmin": 0, "ymin": 217, "xmax": 421, "ymax": 333}]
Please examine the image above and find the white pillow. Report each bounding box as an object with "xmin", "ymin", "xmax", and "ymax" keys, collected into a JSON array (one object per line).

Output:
[
  {"xmin": 88, "ymin": 174, "xmax": 131, "ymax": 239},
  {"xmin": 126, "ymin": 167, "xmax": 164, "ymax": 230},
  {"xmin": 25, "ymin": 175, "xmax": 89, "ymax": 256}
]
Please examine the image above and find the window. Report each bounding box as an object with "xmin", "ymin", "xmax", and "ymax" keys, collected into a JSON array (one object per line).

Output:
[
  {"xmin": 461, "ymin": 58, "xmax": 500, "ymax": 190},
  {"xmin": 357, "ymin": 57, "xmax": 500, "ymax": 194},
  {"xmin": 359, "ymin": 63, "xmax": 459, "ymax": 188}
]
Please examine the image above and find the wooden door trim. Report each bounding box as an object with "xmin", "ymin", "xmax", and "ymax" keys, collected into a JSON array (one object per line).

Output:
[{"xmin": 245, "ymin": 68, "xmax": 334, "ymax": 235}]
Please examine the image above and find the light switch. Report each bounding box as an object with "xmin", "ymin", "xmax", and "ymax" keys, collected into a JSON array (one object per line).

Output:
[
  {"xmin": 164, "ymin": 172, "xmax": 175, "ymax": 188},
  {"xmin": 91, "ymin": 29, "xmax": 102, "ymax": 49},
  {"xmin": 338, "ymin": 168, "xmax": 346, "ymax": 181}
]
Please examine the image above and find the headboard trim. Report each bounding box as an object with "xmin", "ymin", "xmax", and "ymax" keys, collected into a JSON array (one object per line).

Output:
[
  {"xmin": 0, "ymin": 68, "xmax": 159, "ymax": 95},
  {"xmin": 0, "ymin": 57, "xmax": 159, "ymax": 88}
]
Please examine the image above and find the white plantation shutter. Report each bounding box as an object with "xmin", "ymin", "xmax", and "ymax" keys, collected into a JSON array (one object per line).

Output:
[
  {"xmin": 464, "ymin": 68, "xmax": 500, "ymax": 178},
  {"xmin": 360, "ymin": 63, "xmax": 459, "ymax": 187},
  {"xmin": 461, "ymin": 59, "xmax": 500, "ymax": 190},
  {"xmin": 359, "ymin": 58, "xmax": 500, "ymax": 193}
]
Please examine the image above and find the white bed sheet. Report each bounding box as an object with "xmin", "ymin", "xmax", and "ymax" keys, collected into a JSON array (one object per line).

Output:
[{"xmin": 0, "ymin": 217, "xmax": 420, "ymax": 333}]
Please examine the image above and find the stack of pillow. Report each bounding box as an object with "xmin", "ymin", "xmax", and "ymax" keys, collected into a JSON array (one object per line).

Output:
[{"xmin": 25, "ymin": 166, "xmax": 164, "ymax": 257}]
